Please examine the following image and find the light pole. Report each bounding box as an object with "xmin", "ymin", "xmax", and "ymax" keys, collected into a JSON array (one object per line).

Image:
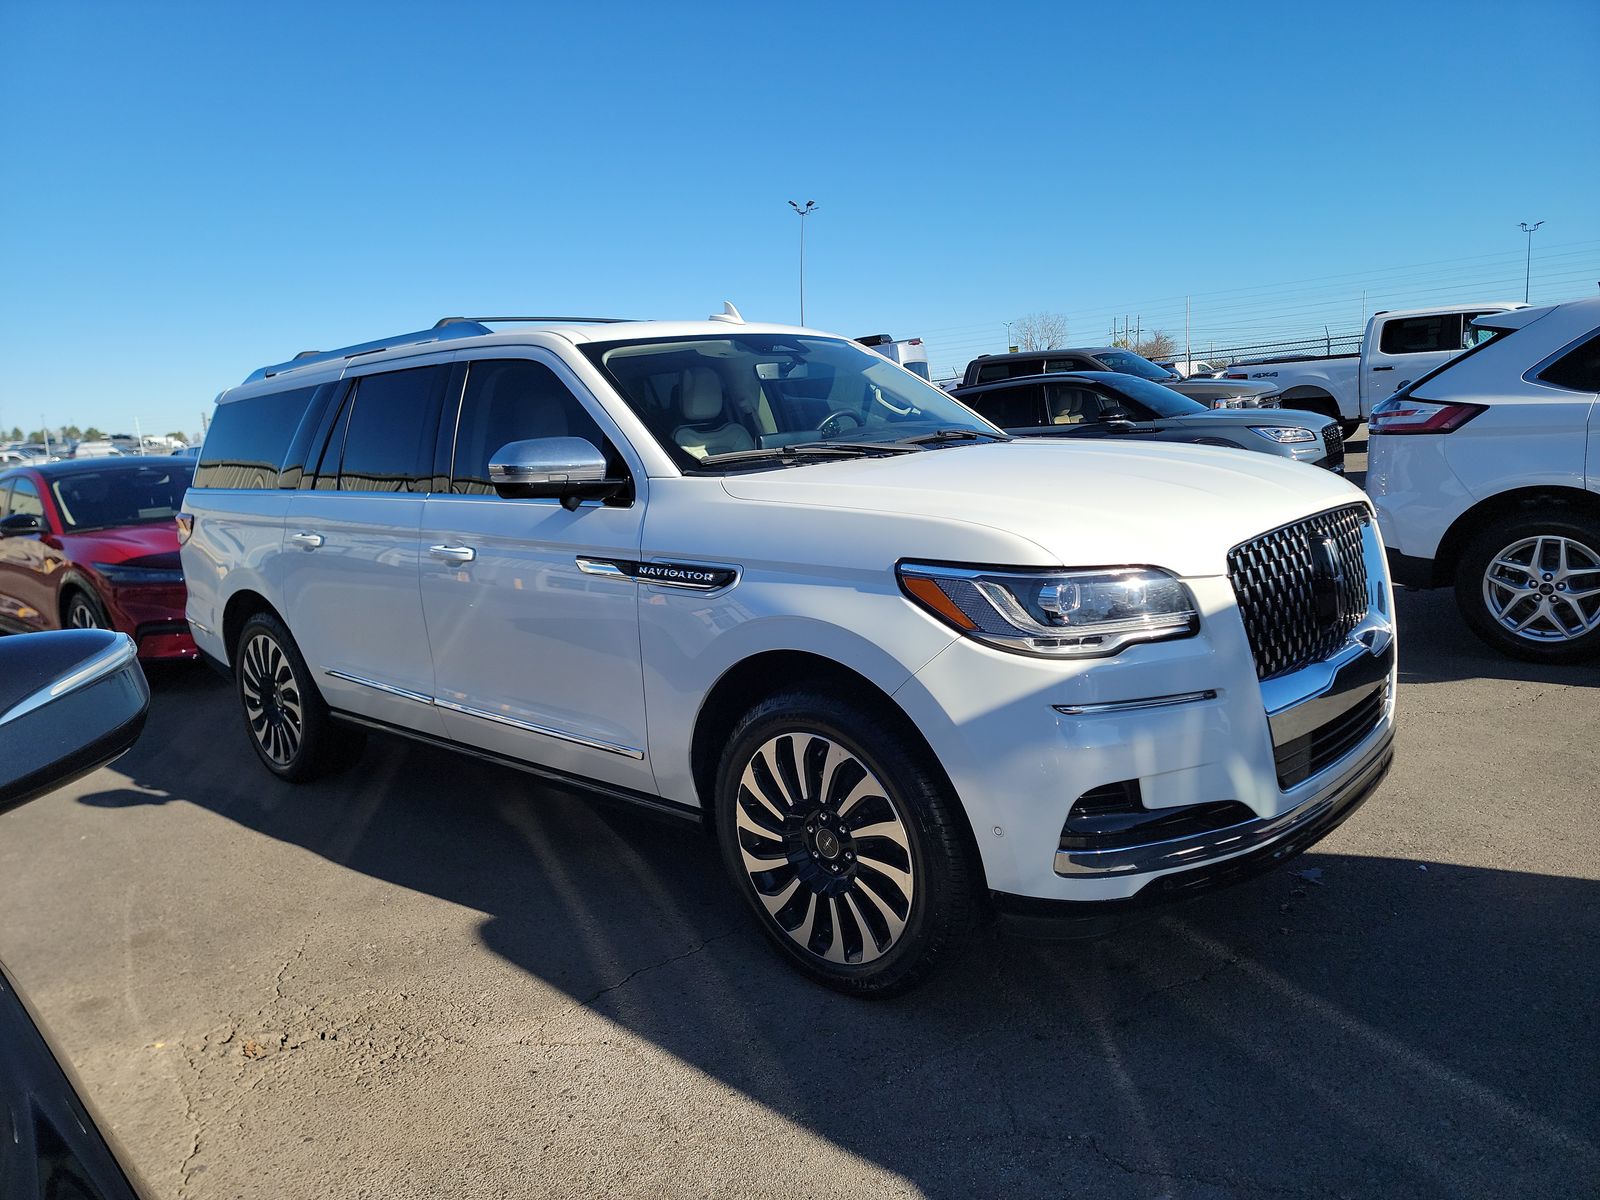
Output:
[
  {"xmin": 1003, "ymin": 320, "xmax": 1015, "ymax": 350},
  {"xmin": 788, "ymin": 200, "xmax": 817, "ymax": 324},
  {"xmin": 1519, "ymin": 221, "xmax": 1544, "ymax": 303}
]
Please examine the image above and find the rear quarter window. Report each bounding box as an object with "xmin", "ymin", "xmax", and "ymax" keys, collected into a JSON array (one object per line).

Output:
[
  {"xmin": 195, "ymin": 386, "xmax": 319, "ymax": 489},
  {"xmin": 1535, "ymin": 331, "xmax": 1600, "ymax": 393}
]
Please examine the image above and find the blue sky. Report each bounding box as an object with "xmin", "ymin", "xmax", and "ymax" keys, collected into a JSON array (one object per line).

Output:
[{"xmin": 2, "ymin": 0, "xmax": 1597, "ymax": 437}]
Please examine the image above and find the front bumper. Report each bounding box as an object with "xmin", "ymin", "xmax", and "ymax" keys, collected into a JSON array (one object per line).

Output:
[
  {"xmin": 992, "ymin": 729, "xmax": 1393, "ymax": 936},
  {"xmin": 891, "ymin": 510, "xmax": 1397, "ymax": 906}
]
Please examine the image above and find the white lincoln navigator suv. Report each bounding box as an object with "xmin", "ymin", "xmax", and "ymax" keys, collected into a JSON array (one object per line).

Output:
[{"xmin": 181, "ymin": 311, "xmax": 1398, "ymax": 995}]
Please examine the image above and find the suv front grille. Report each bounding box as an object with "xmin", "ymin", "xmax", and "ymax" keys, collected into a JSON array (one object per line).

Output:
[
  {"xmin": 1228, "ymin": 504, "xmax": 1370, "ymax": 680},
  {"xmin": 1321, "ymin": 424, "xmax": 1345, "ymax": 469}
]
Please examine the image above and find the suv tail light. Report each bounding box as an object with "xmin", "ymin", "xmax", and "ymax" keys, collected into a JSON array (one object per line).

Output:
[
  {"xmin": 1368, "ymin": 397, "xmax": 1486, "ymax": 435},
  {"xmin": 1222, "ymin": 371, "xmax": 1249, "ymax": 380}
]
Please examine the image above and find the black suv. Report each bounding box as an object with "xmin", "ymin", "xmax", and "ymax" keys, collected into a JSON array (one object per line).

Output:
[{"xmin": 962, "ymin": 347, "xmax": 1280, "ymax": 409}]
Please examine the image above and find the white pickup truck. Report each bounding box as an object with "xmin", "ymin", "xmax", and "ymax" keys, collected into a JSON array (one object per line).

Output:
[{"xmin": 1222, "ymin": 303, "xmax": 1523, "ymax": 434}]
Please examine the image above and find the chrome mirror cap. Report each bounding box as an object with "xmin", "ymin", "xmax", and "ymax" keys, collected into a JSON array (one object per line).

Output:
[{"xmin": 488, "ymin": 438, "xmax": 608, "ymax": 487}]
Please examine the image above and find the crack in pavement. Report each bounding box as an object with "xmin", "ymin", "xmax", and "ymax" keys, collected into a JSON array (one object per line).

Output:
[
  {"xmin": 565, "ymin": 927, "xmax": 742, "ymax": 1018},
  {"xmin": 1077, "ymin": 1133, "xmax": 1340, "ymax": 1198}
]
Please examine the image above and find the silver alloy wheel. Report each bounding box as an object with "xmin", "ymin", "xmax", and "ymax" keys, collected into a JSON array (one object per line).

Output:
[
  {"xmin": 1482, "ymin": 534, "xmax": 1600, "ymax": 642},
  {"xmin": 734, "ymin": 733, "xmax": 915, "ymax": 965},
  {"xmin": 68, "ymin": 596, "xmax": 103, "ymax": 628},
  {"xmin": 240, "ymin": 632, "xmax": 305, "ymax": 765}
]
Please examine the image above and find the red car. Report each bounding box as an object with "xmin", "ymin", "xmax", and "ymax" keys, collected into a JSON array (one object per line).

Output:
[{"xmin": 0, "ymin": 457, "xmax": 197, "ymax": 660}]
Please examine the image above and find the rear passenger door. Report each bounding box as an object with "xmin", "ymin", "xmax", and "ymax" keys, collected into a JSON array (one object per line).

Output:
[
  {"xmin": 280, "ymin": 362, "xmax": 453, "ymax": 734},
  {"xmin": 418, "ymin": 354, "xmax": 653, "ymax": 793}
]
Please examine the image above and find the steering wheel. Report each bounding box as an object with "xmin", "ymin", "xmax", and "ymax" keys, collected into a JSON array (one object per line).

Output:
[{"xmin": 818, "ymin": 409, "xmax": 865, "ymax": 439}]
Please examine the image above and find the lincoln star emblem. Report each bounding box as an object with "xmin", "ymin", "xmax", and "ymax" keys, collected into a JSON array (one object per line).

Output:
[{"xmin": 1310, "ymin": 536, "xmax": 1344, "ymax": 624}]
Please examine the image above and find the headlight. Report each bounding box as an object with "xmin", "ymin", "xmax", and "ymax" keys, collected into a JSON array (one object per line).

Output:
[
  {"xmin": 1212, "ymin": 397, "xmax": 1244, "ymax": 409},
  {"xmin": 1248, "ymin": 426, "xmax": 1319, "ymax": 444},
  {"xmin": 897, "ymin": 563, "xmax": 1199, "ymax": 657},
  {"xmin": 92, "ymin": 562, "xmax": 184, "ymax": 584}
]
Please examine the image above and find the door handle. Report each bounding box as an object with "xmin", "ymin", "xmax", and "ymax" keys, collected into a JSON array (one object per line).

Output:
[
  {"xmin": 289, "ymin": 532, "xmax": 324, "ymax": 550},
  {"xmin": 1371, "ymin": 366, "xmax": 1394, "ymax": 371},
  {"xmin": 429, "ymin": 544, "xmax": 476, "ymax": 564}
]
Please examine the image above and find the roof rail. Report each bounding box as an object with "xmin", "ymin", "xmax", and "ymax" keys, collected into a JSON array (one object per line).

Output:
[
  {"xmin": 245, "ymin": 316, "xmax": 638, "ymax": 384},
  {"xmin": 432, "ymin": 315, "xmax": 631, "ymax": 328},
  {"xmin": 245, "ymin": 322, "xmax": 494, "ymax": 383}
]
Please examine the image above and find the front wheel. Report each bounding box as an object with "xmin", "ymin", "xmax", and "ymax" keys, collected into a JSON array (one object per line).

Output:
[
  {"xmin": 714, "ymin": 690, "xmax": 980, "ymax": 997},
  {"xmin": 1455, "ymin": 513, "xmax": 1600, "ymax": 663},
  {"xmin": 64, "ymin": 587, "xmax": 110, "ymax": 631}
]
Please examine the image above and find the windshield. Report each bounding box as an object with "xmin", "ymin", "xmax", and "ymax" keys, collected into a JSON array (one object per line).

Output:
[
  {"xmin": 583, "ymin": 334, "xmax": 1001, "ymax": 469},
  {"xmin": 49, "ymin": 464, "xmax": 193, "ymax": 531},
  {"xmin": 1098, "ymin": 375, "xmax": 1209, "ymax": 417},
  {"xmin": 1093, "ymin": 350, "xmax": 1177, "ymax": 382}
]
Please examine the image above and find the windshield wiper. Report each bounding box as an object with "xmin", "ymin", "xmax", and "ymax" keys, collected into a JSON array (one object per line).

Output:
[
  {"xmin": 697, "ymin": 444, "xmax": 882, "ymax": 468},
  {"xmin": 896, "ymin": 428, "xmax": 1010, "ymax": 446}
]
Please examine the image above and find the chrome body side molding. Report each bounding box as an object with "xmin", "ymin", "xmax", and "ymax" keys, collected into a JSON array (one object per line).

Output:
[{"xmin": 323, "ymin": 670, "xmax": 644, "ymax": 759}]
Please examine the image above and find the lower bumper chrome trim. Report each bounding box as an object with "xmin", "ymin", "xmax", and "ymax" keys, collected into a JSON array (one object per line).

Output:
[
  {"xmin": 1054, "ymin": 690, "xmax": 1217, "ymax": 716},
  {"xmin": 1054, "ymin": 724, "xmax": 1394, "ymax": 878}
]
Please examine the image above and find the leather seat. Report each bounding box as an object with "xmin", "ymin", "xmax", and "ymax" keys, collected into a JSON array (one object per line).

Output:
[{"xmin": 672, "ymin": 367, "xmax": 754, "ymax": 458}]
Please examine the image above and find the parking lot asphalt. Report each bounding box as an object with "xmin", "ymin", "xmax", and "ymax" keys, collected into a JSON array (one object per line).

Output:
[{"xmin": 2, "ymin": 436, "xmax": 1597, "ymax": 1200}]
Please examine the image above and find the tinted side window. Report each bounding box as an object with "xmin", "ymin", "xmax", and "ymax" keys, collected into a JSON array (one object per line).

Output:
[
  {"xmin": 1536, "ymin": 332, "xmax": 1600, "ymax": 393},
  {"xmin": 337, "ymin": 366, "xmax": 450, "ymax": 493},
  {"xmin": 195, "ymin": 387, "xmax": 319, "ymax": 489},
  {"xmin": 1379, "ymin": 315, "xmax": 1463, "ymax": 356},
  {"xmin": 450, "ymin": 359, "xmax": 610, "ymax": 495},
  {"xmin": 1043, "ymin": 357, "xmax": 1091, "ymax": 373},
  {"xmin": 1045, "ymin": 384, "xmax": 1109, "ymax": 424},
  {"xmin": 967, "ymin": 384, "xmax": 1044, "ymax": 429}
]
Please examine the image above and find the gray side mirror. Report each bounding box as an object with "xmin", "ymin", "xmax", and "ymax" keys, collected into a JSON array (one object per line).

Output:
[
  {"xmin": 488, "ymin": 438, "xmax": 627, "ymax": 510},
  {"xmin": 0, "ymin": 630, "xmax": 150, "ymax": 816},
  {"xmin": 1, "ymin": 512, "xmax": 44, "ymax": 537}
]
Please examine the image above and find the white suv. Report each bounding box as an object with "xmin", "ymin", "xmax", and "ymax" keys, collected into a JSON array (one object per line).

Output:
[
  {"xmin": 180, "ymin": 311, "xmax": 1397, "ymax": 995},
  {"xmin": 1369, "ymin": 297, "xmax": 1600, "ymax": 663}
]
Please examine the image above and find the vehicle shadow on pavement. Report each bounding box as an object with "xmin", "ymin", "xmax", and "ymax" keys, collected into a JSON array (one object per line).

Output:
[
  {"xmin": 76, "ymin": 661, "xmax": 1599, "ymax": 1198},
  {"xmin": 1394, "ymin": 588, "xmax": 1600, "ymax": 687}
]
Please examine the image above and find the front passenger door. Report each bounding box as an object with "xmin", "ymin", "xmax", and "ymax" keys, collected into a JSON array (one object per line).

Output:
[{"xmin": 419, "ymin": 356, "xmax": 653, "ymax": 793}]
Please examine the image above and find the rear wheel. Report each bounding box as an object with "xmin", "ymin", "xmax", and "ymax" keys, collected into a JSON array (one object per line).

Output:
[
  {"xmin": 235, "ymin": 612, "xmax": 366, "ymax": 780},
  {"xmin": 715, "ymin": 689, "xmax": 980, "ymax": 997},
  {"xmin": 1455, "ymin": 513, "xmax": 1600, "ymax": 663}
]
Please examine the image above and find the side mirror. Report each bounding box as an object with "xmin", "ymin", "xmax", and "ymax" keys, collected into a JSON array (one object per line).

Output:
[
  {"xmin": 0, "ymin": 630, "xmax": 150, "ymax": 817},
  {"xmin": 488, "ymin": 438, "xmax": 627, "ymax": 511},
  {"xmin": 1100, "ymin": 409, "xmax": 1136, "ymax": 426},
  {"xmin": 0, "ymin": 512, "xmax": 44, "ymax": 537}
]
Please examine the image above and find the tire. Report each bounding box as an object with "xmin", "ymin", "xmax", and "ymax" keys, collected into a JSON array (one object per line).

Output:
[
  {"xmin": 714, "ymin": 689, "xmax": 980, "ymax": 997},
  {"xmin": 1454, "ymin": 511, "xmax": 1600, "ymax": 664},
  {"xmin": 234, "ymin": 612, "xmax": 366, "ymax": 781},
  {"xmin": 64, "ymin": 587, "xmax": 111, "ymax": 631}
]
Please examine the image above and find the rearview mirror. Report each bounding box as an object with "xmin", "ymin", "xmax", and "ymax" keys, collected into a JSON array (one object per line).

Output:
[
  {"xmin": 488, "ymin": 438, "xmax": 627, "ymax": 510},
  {"xmin": 0, "ymin": 630, "xmax": 150, "ymax": 817},
  {"xmin": 0, "ymin": 512, "xmax": 44, "ymax": 537},
  {"xmin": 1100, "ymin": 409, "xmax": 1135, "ymax": 425}
]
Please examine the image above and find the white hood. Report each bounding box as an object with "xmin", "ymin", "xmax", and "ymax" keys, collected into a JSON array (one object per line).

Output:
[{"xmin": 719, "ymin": 440, "xmax": 1365, "ymax": 578}]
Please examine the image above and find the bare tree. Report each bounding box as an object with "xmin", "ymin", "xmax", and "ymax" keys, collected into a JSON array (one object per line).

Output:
[
  {"xmin": 1131, "ymin": 330, "xmax": 1177, "ymax": 361},
  {"xmin": 1012, "ymin": 312, "xmax": 1070, "ymax": 351}
]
